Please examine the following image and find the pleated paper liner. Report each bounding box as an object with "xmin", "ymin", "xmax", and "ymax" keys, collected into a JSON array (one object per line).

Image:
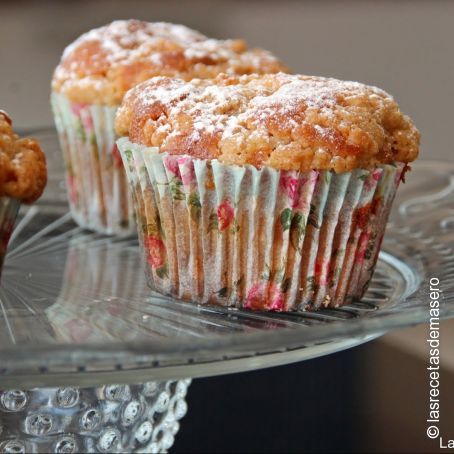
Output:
[
  {"xmin": 0, "ymin": 197, "xmax": 20, "ymax": 278},
  {"xmin": 118, "ymin": 138, "xmax": 404, "ymax": 311},
  {"xmin": 51, "ymin": 92, "xmax": 135, "ymax": 236}
]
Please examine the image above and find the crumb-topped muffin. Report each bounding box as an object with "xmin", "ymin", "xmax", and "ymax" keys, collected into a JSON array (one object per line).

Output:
[
  {"xmin": 116, "ymin": 73, "xmax": 419, "ymax": 171},
  {"xmin": 0, "ymin": 110, "xmax": 47, "ymax": 276},
  {"xmin": 0, "ymin": 111, "xmax": 47, "ymax": 203},
  {"xmin": 52, "ymin": 20, "xmax": 288, "ymax": 105},
  {"xmin": 116, "ymin": 72, "xmax": 419, "ymax": 312},
  {"xmin": 51, "ymin": 20, "xmax": 288, "ymax": 236}
]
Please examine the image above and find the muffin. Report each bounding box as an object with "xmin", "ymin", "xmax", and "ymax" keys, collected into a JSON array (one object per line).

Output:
[
  {"xmin": 115, "ymin": 73, "xmax": 419, "ymax": 311},
  {"xmin": 51, "ymin": 20, "xmax": 288, "ymax": 236},
  {"xmin": 0, "ymin": 110, "xmax": 47, "ymax": 275}
]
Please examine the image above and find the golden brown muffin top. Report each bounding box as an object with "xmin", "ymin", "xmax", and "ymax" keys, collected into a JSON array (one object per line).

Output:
[
  {"xmin": 0, "ymin": 111, "xmax": 47, "ymax": 203},
  {"xmin": 115, "ymin": 73, "xmax": 420, "ymax": 172},
  {"xmin": 52, "ymin": 20, "xmax": 288, "ymax": 105}
]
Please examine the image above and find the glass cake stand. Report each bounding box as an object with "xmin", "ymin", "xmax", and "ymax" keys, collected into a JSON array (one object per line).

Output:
[{"xmin": 0, "ymin": 129, "xmax": 453, "ymax": 453}]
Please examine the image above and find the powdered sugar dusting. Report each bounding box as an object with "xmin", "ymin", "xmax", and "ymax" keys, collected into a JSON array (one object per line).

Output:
[
  {"xmin": 115, "ymin": 72, "xmax": 420, "ymax": 172},
  {"xmin": 62, "ymin": 20, "xmax": 207, "ymax": 63},
  {"xmin": 57, "ymin": 20, "xmax": 284, "ymax": 78},
  {"xmin": 53, "ymin": 20, "xmax": 288, "ymax": 104}
]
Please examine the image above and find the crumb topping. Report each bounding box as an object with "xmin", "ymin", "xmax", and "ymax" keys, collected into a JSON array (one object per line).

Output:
[
  {"xmin": 52, "ymin": 20, "xmax": 288, "ymax": 105},
  {"xmin": 115, "ymin": 73, "xmax": 420, "ymax": 172},
  {"xmin": 0, "ymin": 111, "xmax": 47, "ymax": 203}
]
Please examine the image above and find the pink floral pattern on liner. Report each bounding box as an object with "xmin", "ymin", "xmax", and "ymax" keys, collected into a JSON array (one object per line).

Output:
[
  {"xmin": 244, "ymin": 282, "xmax": 285, "ymax": 311},
  {"xmin": 82, "ymin": 113, "xmax": 94, "ymax": 132},
  {"xmin": 111, "ymin": 144, "xmax": 124, "ymax": 168},
  {"xmin": 355, "ymin": 231, "xmax": 372, "ymax": 264},
  {"xmin": 363, "ymin": 168, "xmax": 382, "ymax": 192},
  {"xmin": 177, "ymin": 156, "xmax": 196, "ymax": 186},
  {"xmin": 163, "ymin": 155, "xmax": 182, "ymax": 179},
  {"xmin": 145, "ymin": 235, "xmax": 166, "ymax": 269},
  {"xmin": 280, "ymin": 171, "xmax": 318, "ymax": 212},
  {"xmin": 280, "ymin": 173, "xmax": 299, "ymax": 208},
  {"xmin": 315, "ymin": 258, "xmax": 330, "ymax": 287},
  {"xmin": 216, "ymin": 199, "xmax": 235, "ymax": 232},
  {"xmin": 70, "ymin": 103, "xmax": 87, "ymax": 118},
  {"xmin": 71, "ymin": 102, "xmax": 93, "ymax": 131}
]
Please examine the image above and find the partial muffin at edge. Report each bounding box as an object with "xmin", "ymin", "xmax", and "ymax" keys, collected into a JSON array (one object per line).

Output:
[{"xmin": 0, "ymin": 111, "xmax": 47, "ymax": 203}]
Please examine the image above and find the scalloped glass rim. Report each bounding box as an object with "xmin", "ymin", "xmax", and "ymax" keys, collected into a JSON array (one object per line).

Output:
[{"xmin": 0, "ymin": 129, "xmax": 452, "ymax": 387}]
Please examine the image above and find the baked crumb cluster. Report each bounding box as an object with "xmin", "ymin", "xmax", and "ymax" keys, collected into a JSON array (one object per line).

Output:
[
  {"xmin": 52, "ymin": 20, "xmax": 288, "ymax": 105},
  {"xmin": 115, "ymin": 73, "xmax": 420, "ymax": 172},
  {"xmin": 0, "ymin": 111, "xmax": 47, "ymax": 203}
]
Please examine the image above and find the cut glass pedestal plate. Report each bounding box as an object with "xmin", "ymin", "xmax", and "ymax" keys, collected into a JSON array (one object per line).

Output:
[{"xmin": 0, "ymin": 129, "xmax": 453, "ymax": 453}]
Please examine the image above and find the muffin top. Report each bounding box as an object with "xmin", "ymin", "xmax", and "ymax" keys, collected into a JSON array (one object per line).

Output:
[
  {"xmin": 115, "ymin": 73, "xmax": 420, "ymax": 172},
  {"xmin": 52, "ymin": 20, "xmax": 288, "ymax": 105},
  {"xmin": 0, "ymin": 111, "xmax": 47, "ymax": 203}
]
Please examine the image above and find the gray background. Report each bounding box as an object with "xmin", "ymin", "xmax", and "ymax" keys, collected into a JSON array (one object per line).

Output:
[{"xmin": 0, "ymin": 0, "xmax": 452, "ymax": 161}]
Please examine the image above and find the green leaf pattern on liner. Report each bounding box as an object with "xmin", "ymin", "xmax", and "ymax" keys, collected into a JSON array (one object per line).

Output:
[
  {"xmin": 217, "ymin": 287, "xmax": 228, "ymax": 298},
  {"xmin": 306, "ymin": 276, "xmax": 316, "ymax": 292},
  {"xmin": 290, "ymin": 212, "xmax": 306, "ymax": 253},
  {"xmin": 169, "ymin": 178, "xmax": 185, "ymax": 200},
  {"xmin": 224, "ymin": 277, "xmax": 244, "ymax": 300},
  {"xmin": 208, "ymin": 212, "xmax": 219, "ymax": 232},
  {"xmin": 188, "ymin": 192, "xmax": 201, "ymax": 207},
  {"xmin": 156, "ymin": 263, "xmax": 169, "ymax": 279},
  {"xmin": 281, "ymin": 277, "xmax": 292, "ymax": 293},
  {"xmin": 280, "ymin": 208, "xmax": 293, "ymax": 231},
  {"xmin": 76, "ymin": 120, "xmax": 86, "ymax": 142},
  {"xmin": 234, "ymin": 277, "xmax": 243, "ymax": 289},
  {"xmin": 90, "ymin": 133, "xmax": 99, "ymax": 162},
  {"xmin": 188, "ymin": 191, "xmax": 201, "ymax": 222},
  {"xmin": 324, "ymin": 171, "xmax": 332, "ymax": 185},
  {"xmin": 329, "ymin": 267, "xmax": 342, "ymax": 288},
  {"xmin": 230, "ymin": 219, "xmax": 240, "ymax": 234},
  {"xmin": 122, "ymin": 149, "xmax": 135, "ymax": 172},
  {"xmin": 279, "ymin": 208, "xmax": 307, "ymax": 253},
  {"xmin": 308, "ymin": 203, "xmax": 320, "ymax": 229},
  {"xmin": 261, "ymin": 263, "xmax": 272, "ymax": 281},
  {"xmin": 364, "ymin": 232, "xmax": 377, "ymax": 261}
]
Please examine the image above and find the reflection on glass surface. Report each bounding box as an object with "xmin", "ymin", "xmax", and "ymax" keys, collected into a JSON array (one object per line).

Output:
[{"xmin": 46, "ymin": 237, "xmax": 148, "ymax": 343}]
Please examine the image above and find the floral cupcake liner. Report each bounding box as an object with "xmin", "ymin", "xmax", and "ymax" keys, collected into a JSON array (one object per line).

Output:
[
  {"xmin": 0, "ymin": 197, "xmax": 20, "ymax": 278},
  {"xmin": 51, "ymin": 92, "xmax": 135, "ymax": 236},
  {"xmin": 118, "ymin": 138, "xmax": 404, "ymax": 311}
]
